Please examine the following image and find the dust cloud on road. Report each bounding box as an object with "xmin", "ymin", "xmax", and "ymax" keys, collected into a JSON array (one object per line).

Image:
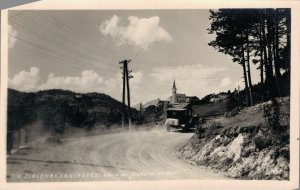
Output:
[{"xmin": 7, "ymin": 127, "xmax": 225, "ymax": 182}]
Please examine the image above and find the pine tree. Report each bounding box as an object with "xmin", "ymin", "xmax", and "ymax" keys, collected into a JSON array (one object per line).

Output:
[{"xmin": 208, "ymin": 9, "xmax": 291, "ymax": 105}]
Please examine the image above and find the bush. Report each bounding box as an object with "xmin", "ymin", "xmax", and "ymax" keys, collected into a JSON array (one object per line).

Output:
[
  {"xmin": 46, "ymin": 136, "xmax": 62, "ymax": 144},
  {"xmin": 211, "ymin": 121, "xmax": 223, "ymax": 129},
  {"xmin": 195, "ymin": 125, "xmax": 205, "ymax": 136},
  {"xmin": 224, "ymin": 108, "xmax": 239, "ymax": 118},
  {"xmin": 54, "ymin": 125, "xmax": 65, "ymax": 134},
  {"xmin": 253, "ymin": 135, "xmax": 271, "ymax": 150},
  {"xmin": 279, "ymin": 147, "xmax": 289, "ymax": 159}
]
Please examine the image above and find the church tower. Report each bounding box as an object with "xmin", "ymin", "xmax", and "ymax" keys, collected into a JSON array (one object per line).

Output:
[{"xmin": 172, "ymin": 80, "xmax": 177, "ymax": 104}]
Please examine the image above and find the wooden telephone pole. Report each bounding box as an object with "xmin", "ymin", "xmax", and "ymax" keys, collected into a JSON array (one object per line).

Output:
[{"xmin": 119, "ymin": 59, "xmax": 133, "ymax": 130}]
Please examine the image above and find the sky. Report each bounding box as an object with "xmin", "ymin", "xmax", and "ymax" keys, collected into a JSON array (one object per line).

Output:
[{"xmin": 8, "ymin": 10, "xmax": 260, "ymax": 105}]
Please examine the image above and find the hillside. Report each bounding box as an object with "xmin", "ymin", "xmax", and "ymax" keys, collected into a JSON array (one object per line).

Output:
[
  {"xmin": 133, "ymin": 99, "xmax": 160, "ymax": 110},
  {"xmin": 193, "ymin": 99, "xmax": 236, "ymax": 117},
  {"xmin": 179, "ymin": 97, "xmax": 290, "ymax": 179},
  {"xmin": 7, "ymin": 88, "xmax": 138, "ymax": 134}
]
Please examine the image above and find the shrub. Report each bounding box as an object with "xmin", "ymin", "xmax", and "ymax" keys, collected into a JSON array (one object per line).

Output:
[
  {"xmin": 54, "ymin": 125, "xmax": 65, "ymax": 134},
  {"xmin": 211, "ymin": 121, "xmax": 223, "ymax": 129},
  {"xmin": 46, "ymin": 136, "xmax": 62, "ymax": 144},
  {"xmin": 224, "ymin": 108, "xmax": 239, "ymax": 118},
  {"xmin": 195, "ymin": 125, "xmax": 205, "ymax": 137},
  {"xmin": 253, "ymin": 135, "xmax": 271, "ymax": 150}
]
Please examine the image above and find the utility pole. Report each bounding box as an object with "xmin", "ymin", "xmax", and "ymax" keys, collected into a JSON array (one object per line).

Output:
[
  {"xmin": 119, "ymin": 59, "xmax": 133, "ymax": 130},
  {"xmin": 121, "ymin": 63, "xmax": 126, "ymax": 128},
  {"xmin": 139, "ymin": 102, "xmax": 142, "ymax": 115},
  {"xmin": 237, "ymin": 85, "xmax": 240, "ymax": 109},
  {"xmin": 126, "ymin": 64, "xmax": 133, "ymax": 129}
]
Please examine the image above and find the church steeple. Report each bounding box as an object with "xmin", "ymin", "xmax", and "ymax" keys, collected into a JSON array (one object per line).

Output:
[
  {"xmin": 172, "ymin": 79, "xmax": 177, "ymax": 91},
  {"xmin": 172, "ymin": 79, "xmax": 177, "ymax": 104}
]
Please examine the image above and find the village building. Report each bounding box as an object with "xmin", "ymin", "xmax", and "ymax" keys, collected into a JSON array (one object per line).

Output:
[
  {"xmin": 170, "ymin": 80, "xmax": 199, "ymax": 104},
  {"xmin": 209, "ymin": 92, "xmax": 229, "ymax": 103}
]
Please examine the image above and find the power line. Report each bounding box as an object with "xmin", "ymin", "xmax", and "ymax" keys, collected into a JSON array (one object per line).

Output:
[
  {"xmin": 8, "ymin": 10, "xmax": 28, "ymax": 20},
  {"xmin": 9, "ymin": 35, "xmax": 119, "ymax": 78},
  {"xmin": 34, "ymin": 11, "xmax": 133, "ymax": 65},
  {"xmin": 9, "ymin": 10, "xmax": 149, "ymax": 75},
  {"xmin": 9, "ymin": 12, "xmax": 117, "ymax": 70},
  {"xmin": 9, "ymin": 19, "xmax": 119, "ymax": 74}
]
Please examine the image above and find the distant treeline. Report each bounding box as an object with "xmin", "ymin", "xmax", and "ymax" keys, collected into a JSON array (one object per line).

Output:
[
  {"xmin": 199, "ymin": 72, "xmax": 290, "ymax": 107},
  {"xmin": 7, "ymin": 89, "xmax": 139, "ymax": 133}
]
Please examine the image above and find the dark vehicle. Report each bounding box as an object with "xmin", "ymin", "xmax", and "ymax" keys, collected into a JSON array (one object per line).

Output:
[{"xmin": 165, "ymin": 107, "xmax": 199, "ymax": 131}]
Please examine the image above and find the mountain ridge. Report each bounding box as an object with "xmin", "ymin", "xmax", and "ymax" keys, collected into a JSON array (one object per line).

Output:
[{"xmin": 7, "ymin": 88, "xmax": 139, "ymax": 133}]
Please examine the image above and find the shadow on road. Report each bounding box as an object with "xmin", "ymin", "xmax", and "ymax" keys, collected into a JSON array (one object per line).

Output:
[
  {"xmin": 7, "ymin": 157, "xmax": 134, "ymax": 171},
  {"xmin": 171, "ymin": 128, "xmax": 195, "ymax": 133}
]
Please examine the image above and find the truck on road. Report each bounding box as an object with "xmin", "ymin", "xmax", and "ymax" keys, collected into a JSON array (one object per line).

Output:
[{"xmin": 165, "ymin": 103, "xmax": 199, "ymax": 131}]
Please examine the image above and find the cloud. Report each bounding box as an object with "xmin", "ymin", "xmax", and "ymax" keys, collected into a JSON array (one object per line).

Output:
[
  {"xmin": 39, "ymin": 70, "xmax": 104, "ymax": 93},
  {"xmin": 150, "ymin": 64, "xmax": 225, "ymax": 82},
  {"xmin": 220, "ymin": 77, "xmax": 231, "ymax": 87},
  {"xmin": 130, "ymin": 70, "xmax": 143, "ymax": 90},
  {"xmin": 9, "ymin": 67, "xmax": 40, "ymax": 91},
  {"xmin": 8, "ymin": 67, "xmax": 144, "ymax": 102},
  {"xmin": 100, "ymin": 15, "xmax": 121, "ymax": 37},
  {"xmin": 233, "ymin": 79, "xmax": 244, "ymax": 89},
  {"xmin": 8, "ymin": 24, "xmax": 18, "ymax": 48},
  {"xmin": 100, "ymin": 15, "xmax": 172, "ymax": 50}
]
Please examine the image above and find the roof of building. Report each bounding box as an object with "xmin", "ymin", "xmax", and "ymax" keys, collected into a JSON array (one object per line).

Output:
[
  {"xmin": 166, "ymin": 108, "xmax": 187, "ymax": 111},
  {"xmin": 176, "ymin": 93, "xmax": 186, "ymax": 97},
  {"xmin": 170, "ymin": 102, "xmax": 190, "ymax": 109},
  {"xmin": 186, "ymin": 96, "xmax": 199, "ymax": 99}
]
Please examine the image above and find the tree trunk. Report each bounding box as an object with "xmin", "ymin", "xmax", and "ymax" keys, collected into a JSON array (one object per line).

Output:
[
  {"xmin": 260, "ymin": 11, "xmax": 271, "ymax": 99},
  {"xmin": 262, "ymin": 30, "xmax": 268, "ymax": 84},
  {"xmin": 259, "ymin": 24, "xmax": 264, "ymax": 84},
  {"xmin": 245, "ymin": 31, "xmax": 254, "ymax": 106},
  {"xmin": 266, "ymin": 17, "xmax": 276, "ymax": 98},
  {"xmin": 266, "ymin": 24, "xmax": 274, "ymax": 78},
  {"xmin": 258, "ymin": 22, "xmax": 265, "ymax": 101},
  {"xmin": 273, "ymin": 15, "xmax": 282, "ymax": 98},
  {"xmin": 274, "ymin": 17, "xmax": 280, "ymax": 77},
  {"xmin": 241, "ymin": 45, "xmax": 250, "ymax": 106}
]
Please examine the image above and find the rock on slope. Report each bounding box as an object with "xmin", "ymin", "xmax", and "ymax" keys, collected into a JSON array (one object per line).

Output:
[{"xmin": 179, "ymin": 97, "xmax": 290, "ymax": 180}]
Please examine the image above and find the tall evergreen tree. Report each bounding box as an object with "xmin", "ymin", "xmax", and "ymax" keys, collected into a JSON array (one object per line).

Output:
[{"xmin": 208, "ymin": 8, "xmax": 291, "ymax": 105}]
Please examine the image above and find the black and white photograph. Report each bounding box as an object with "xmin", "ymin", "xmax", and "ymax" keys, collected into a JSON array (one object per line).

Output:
[{"xmin": 1, "ymin": 1, "xmax": 299, "ymax": 189}]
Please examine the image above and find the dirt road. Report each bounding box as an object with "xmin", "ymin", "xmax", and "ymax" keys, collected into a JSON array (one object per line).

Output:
[{"xmin": 7, "ymin": 127, "xmax": 225, "ymax": 182}]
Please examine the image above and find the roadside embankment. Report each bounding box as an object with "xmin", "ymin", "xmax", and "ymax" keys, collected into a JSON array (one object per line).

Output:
[{"xmin": 179, "ymin": 97, "xmax": 290, "ymax": 180}]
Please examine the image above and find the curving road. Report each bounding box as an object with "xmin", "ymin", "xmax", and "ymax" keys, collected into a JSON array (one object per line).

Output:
[{"xmin": 7, "ymin": 127, "xmax": 225, "ymax": 182}]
